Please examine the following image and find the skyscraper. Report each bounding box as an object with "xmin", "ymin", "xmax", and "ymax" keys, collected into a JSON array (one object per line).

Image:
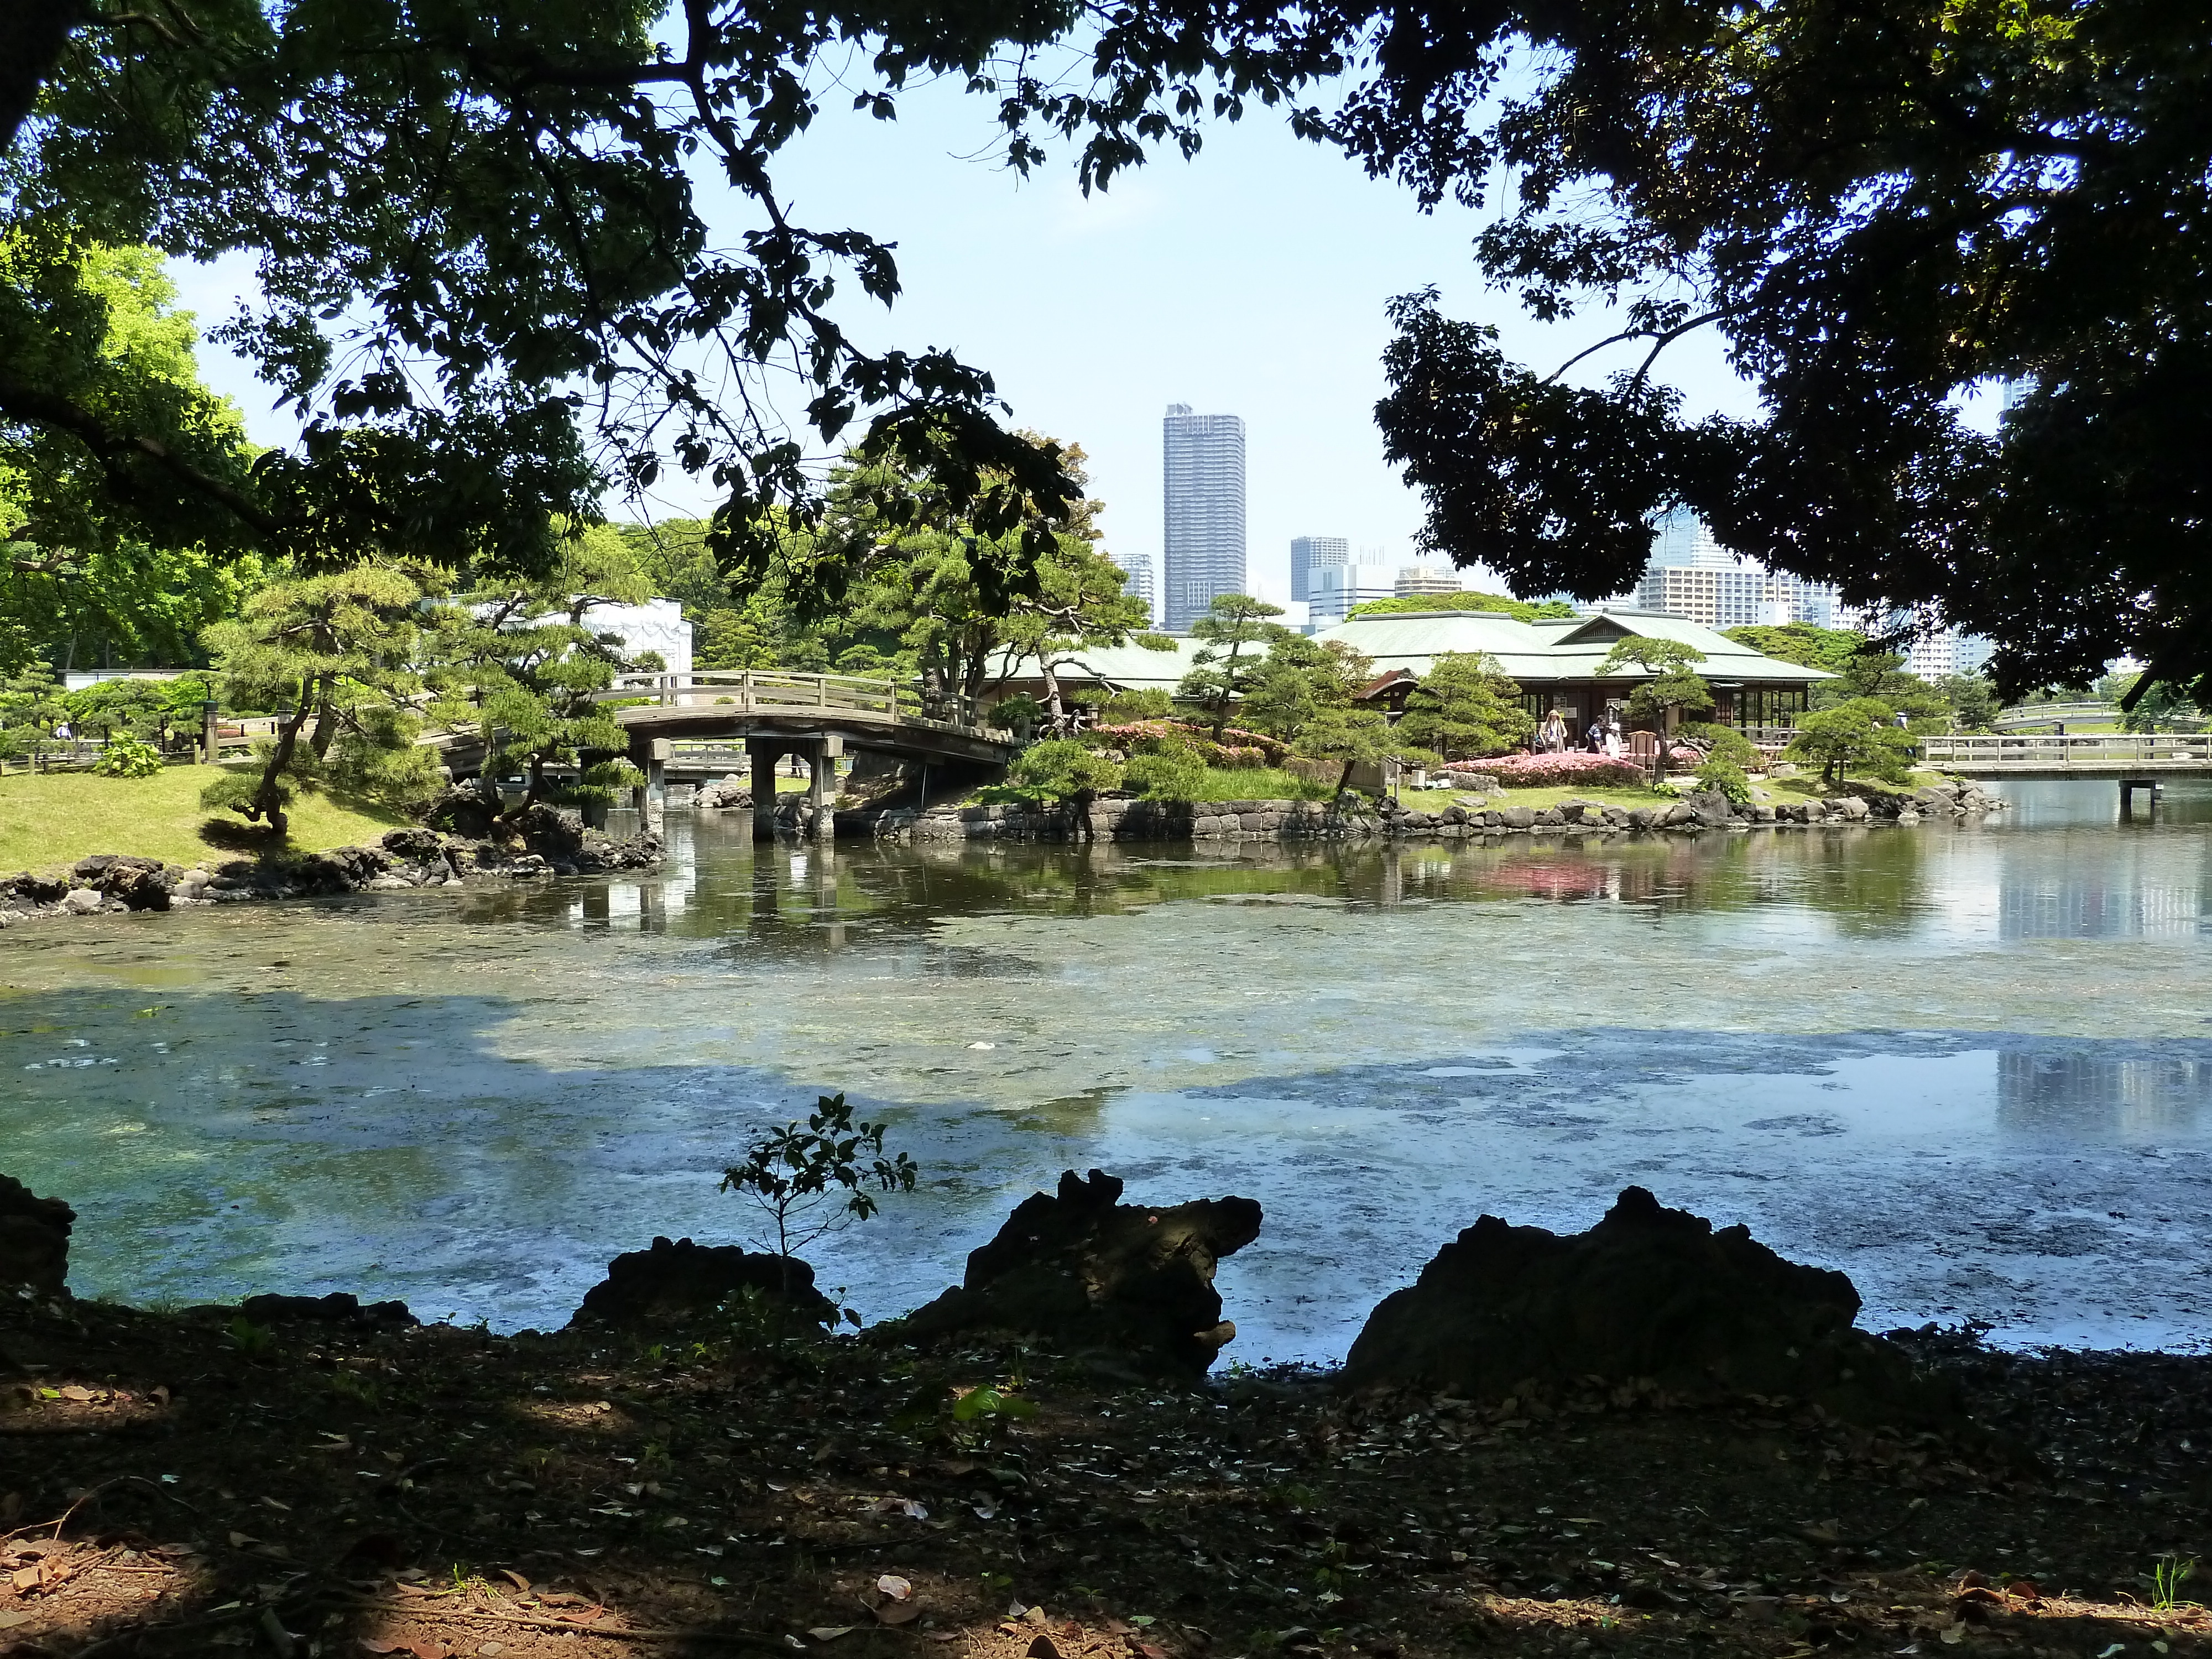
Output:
[
  {"xmin": 1290, "ymin": 535, "xmax": 1348, "ymax": 603},
  {"xmin": 1162, "ymin": 404, "xmax": 1246, "ymax": 630}
]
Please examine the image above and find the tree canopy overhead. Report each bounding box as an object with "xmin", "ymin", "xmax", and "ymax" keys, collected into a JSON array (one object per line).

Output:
[
  {"xmin": 0, "ymin": 0, "xmax": 1350, "ymax": 593},
  {"xmin": 1365, "ymin": 0, "xmax": 2210, "ymax": 703},
  {"xmin": 10, "ymin": 0, "xmax": 2197, "ymax": 687}
]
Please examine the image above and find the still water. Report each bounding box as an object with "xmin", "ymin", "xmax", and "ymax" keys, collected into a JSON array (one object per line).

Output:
[{"xmin": 4, "ymin": 779, "xmax": 2210, "ymax": 1360}]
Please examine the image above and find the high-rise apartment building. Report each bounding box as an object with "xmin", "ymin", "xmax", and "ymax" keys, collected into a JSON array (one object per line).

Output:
[
  {"xmin": 1162, "ymin": 404, "xmax": 1247, "ymax": 631},
  {"xmin": 1290, "ymin": 536, "xmax": 1349, "ymax": 602},
  {"xmin": 1634, "ymin": 508, "xmax": 1844, "ymax": 629}
]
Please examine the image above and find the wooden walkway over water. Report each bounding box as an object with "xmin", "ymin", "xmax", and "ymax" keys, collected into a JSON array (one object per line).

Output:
[{"xmin": 1917, "ymin": 734, "xmax": 2212, "ymax": 778}]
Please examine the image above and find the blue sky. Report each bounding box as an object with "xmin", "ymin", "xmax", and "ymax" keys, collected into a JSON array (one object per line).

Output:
[{"xmin": 171, "ymin": 69, "xmax": 1767, "ymax": 608}]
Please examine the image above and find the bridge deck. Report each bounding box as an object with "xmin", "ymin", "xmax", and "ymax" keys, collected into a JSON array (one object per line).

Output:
[
  {"xmin": 1918, "ymin": 734, "xmax": 2212, "ymax": 776},
  {"xmin": 422, "ymin": 671, "xmax": 1014, "ymax": 775}
]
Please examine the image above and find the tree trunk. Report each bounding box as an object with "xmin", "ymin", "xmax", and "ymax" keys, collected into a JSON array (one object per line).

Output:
[
  {"xmin": 251, "ymin": 699, "xmax": 314, "ymax": 836},
  {"xmin": 1211, "ymin": 640, "xmax": 1245, "ymax": 740},
  {"xmin": 526, "ymin": 750, "xmax": 546, "ymax": 807},
  {"xmin": 1040, "ymin": 658, "xmax": 1066, "ymax": 732},
  {"xmin": 1071, "ymin": 787, "xmax": 1095, "ymax": 841},
  {"xmin": 0, "ymin": 0, "xmax": 80, "ymax": 157},
  {"xmin": 307, "ymin": 673, "xmax": 338, "ymax": 760}
]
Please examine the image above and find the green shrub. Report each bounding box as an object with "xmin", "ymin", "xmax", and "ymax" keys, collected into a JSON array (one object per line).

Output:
[
  {"xmin": 1009, "ymin": 738, "xmax": 1123, "ymax": 802},
  {"xmin": 1122, "ymin": 740, "xmax": 1208, "ymax": 801},
  {"xmin": 1101, "ymin": 687, "xmax": 1174, "ymax": 722},
  {"xmin": 1682, "ymin": 722, "xmax": 1760, "ymax": 769},
  {"xmin": 1694, "ymin": 756, "xmax": 1754, "ymax": 804},
  {"xmin": 92, "ymin": 734, "xmax": 165, "ymax": 778}
]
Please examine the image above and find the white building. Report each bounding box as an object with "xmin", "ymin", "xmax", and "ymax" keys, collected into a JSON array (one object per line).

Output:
[
  {"xmin": 579, "ymin": 598, "xmax": 692, "ymax": 676},
  {"xmin": 1107, "ymin": 549, "xmax": 1158, "ymax": 627},
  {"xmin": 1394, "ymin": 566, "xmax": 1463, "ymax": 597},
  {"xmin": 1306, "ymin": 562, "xmax": 1398, "ymax": 626}
]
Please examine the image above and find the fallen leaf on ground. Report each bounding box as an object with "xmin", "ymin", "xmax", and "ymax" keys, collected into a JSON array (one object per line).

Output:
[
  {"xmin": 878, "ymin": 1574, "xmax": 914, "ymax": 1600},
  {"xmin": 811, "ymin": 1627, "xmax": 860, "ymax": 1641}
]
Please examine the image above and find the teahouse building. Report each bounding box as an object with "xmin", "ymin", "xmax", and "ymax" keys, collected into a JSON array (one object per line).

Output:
[
  {"xmin": 980, "ymin": 609, "xmax": 1829, "ymax": 732},
  {"xmin": 1312, "ymin": 608, "xmax": 1832, "ymax": 732}
]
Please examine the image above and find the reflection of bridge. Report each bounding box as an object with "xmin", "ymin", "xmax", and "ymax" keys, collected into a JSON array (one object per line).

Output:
[
  {"xmin": 442, "ymin": 671, "xmax": 1014, "ymax": 838},
  {"xmin": 1920, "ymin": 734, "xmax": 2212, "ymax": 815}
]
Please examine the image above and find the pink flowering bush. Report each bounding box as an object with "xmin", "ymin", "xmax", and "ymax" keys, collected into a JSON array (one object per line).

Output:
[{"xmin": 1477, "ymin": 752, "xmax": 1648, "ymax": 787}]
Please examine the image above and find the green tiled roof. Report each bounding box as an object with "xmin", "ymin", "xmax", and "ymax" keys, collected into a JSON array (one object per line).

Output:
[{"xmin": 1313, "ymin": 608, "xmax": 1833, "ymax": 684}]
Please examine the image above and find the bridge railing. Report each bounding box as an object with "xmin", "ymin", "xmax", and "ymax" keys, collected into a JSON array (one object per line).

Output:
[
  {"xmin": 1918, "ymin": 733, "xmax": 2212, "ymax": 766},
  {"xmin": 592, "ymin": 671, "xmax": 994, "ymax": 733}
]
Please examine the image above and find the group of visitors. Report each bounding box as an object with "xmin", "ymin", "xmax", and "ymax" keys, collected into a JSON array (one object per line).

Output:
[{"xmin": 1534, "ymin": 709, "xmax": 1626, "ymax": 758}]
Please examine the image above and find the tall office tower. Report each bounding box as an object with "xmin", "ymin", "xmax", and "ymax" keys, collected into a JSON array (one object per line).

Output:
[
  {"xmin": 1106, "ymin": 549, "xmax": 1157, "ymax": 626},
  {"xmin": 1162, "ymin": 404, "xmax": 1247, "ymax": 630},
  {"xmin": 1290, "ymin": 535, "xmax": 1349, "ymax": 602}
]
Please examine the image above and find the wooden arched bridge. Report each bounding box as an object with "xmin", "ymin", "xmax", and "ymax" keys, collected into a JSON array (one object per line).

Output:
[{"xmin": 438, "ymin": 671, "xmax": 1015, "ymax": 837}]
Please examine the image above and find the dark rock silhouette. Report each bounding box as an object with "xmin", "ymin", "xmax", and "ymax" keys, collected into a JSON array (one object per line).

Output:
[
  {"xmin": 1344, "ymin": 1186, "xmax": 1958, "ymax": 1425},
  {"xmin": 890, "ymin": 1170, "xmax": 1264, "ymax": 1377},
  {"xmin": 572, "ymin": 1236, "xmax": 836, "ymax": 1327},
  {"xmin": 238, "ymin": 1292, "xmax": 419, "ymax": 1328},
  {"xmin": 0, "ymin": 1175, "xmax": 74, "ymax": 1299}
]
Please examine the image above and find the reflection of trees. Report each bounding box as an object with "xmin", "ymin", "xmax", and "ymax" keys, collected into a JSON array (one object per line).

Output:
[
  {"xmin": 1783, "ymin": 829, "xmax": 1928, "ymax": 937},
  {"xmin": 425, "ymin": 815, "xmax": 1958, "ymax": 947}
]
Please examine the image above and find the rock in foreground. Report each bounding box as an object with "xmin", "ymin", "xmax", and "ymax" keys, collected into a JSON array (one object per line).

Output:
[
  {"xmin": 890, "ymin": 1169, "xmax": 1263, "ymax": 1378},
  {"xmin": 1344, "ymin": 1186, "xmax": 1958, "ymax": 1426},
  {"xmin": 571, "ymin": 1236, "xmax": 836, "ymax": 1328},
  {"xmin": 0, "ymin": 1174, "xmax": 74, "ymax": 1301}
]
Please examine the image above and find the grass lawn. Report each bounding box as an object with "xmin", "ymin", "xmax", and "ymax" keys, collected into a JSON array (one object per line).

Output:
[{"xmin": 0, "ymin": 762, "xmax": 413, "ymax": 875}]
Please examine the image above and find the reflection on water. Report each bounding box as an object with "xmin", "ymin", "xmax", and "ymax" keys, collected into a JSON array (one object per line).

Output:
[{"xmin": 2, "ymin": 778, "xmax": 2209, "ymax": 1354}]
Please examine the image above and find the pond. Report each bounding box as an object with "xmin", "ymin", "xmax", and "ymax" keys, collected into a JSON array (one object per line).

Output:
[{"xmin": 4, "ymin": 778, "xmax": 2210, "ymax": 1361}]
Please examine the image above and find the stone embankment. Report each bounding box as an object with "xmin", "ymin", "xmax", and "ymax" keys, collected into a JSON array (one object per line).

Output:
[
  {"xmin": 836, "ymin": 776, "xmax": 2006, "ymax": 843},
  {"xmin": 0, "ymin": 806, "xmax": 662, "ymax": 928}
]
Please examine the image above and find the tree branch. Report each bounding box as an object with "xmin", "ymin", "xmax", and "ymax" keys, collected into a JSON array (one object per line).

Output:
[
  {"xmin": 1543, "ymin": 309, "xmax": 1730, "ymax": 387},
  {"xmin": 0, "ymin": 375, "xmax": 280, "ymax": 536},
  {"xmin": 0, "ymin": 0, "xmax": 86, "ymax": 154}
]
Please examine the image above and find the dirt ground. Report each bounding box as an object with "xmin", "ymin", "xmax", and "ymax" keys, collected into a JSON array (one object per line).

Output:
[{"xmin": 3, "ymin": 1297, "xmax": 2208, "ymax": 1659}]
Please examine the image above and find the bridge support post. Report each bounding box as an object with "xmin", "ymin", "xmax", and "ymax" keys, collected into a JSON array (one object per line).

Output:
[
  {"xmin": 2120, "ymin": 777, "xmax": 2157, "ymax": 821},
  {"xmin": 808, "ymin": 735, "xmax": 842, "ymax": 842},
  {"xmin": 748, "ymin": 740, "xmax": 780, "ymax": 842},
  {"xmin": 644, "ymin": 739, "xmax": 668, "ymax": 836}
]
